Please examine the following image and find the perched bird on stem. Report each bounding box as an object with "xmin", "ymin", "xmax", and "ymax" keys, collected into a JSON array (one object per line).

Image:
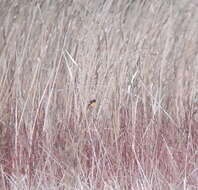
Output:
[{"xmin": 87, "ymin": 99, "xmax": 96, "ymax": 109}]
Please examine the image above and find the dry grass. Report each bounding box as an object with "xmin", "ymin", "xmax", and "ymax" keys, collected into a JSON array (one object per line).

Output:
[{"xmin": 0, "ymin": 0, "xmax": 198, "ymax": 189}]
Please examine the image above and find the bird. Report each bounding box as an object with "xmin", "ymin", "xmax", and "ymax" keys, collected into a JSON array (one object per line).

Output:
[{"xmin": 87, "ymin": 99, "xmax": 96, "ymax": 109}]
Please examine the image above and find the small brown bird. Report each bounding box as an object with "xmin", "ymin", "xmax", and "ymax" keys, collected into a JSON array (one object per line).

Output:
[{"xmin": 87, "ymin": 99, "xmax": 96, "ymax": 109}]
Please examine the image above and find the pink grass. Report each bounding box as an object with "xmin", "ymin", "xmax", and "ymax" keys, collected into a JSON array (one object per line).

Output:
[{"xmin": 0, "ymin": 0, "xmax": 198, "ymax": 189}]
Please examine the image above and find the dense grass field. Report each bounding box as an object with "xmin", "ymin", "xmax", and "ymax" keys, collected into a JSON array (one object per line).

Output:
[{"xmin": 0, "ymin": 0, "xmax": 198, "ymax": 189}]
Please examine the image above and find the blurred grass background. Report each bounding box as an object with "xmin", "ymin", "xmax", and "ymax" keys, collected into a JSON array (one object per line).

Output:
[{"xmin": 0, "ymin": 0, "xmax": 198, "ymax": 189}]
